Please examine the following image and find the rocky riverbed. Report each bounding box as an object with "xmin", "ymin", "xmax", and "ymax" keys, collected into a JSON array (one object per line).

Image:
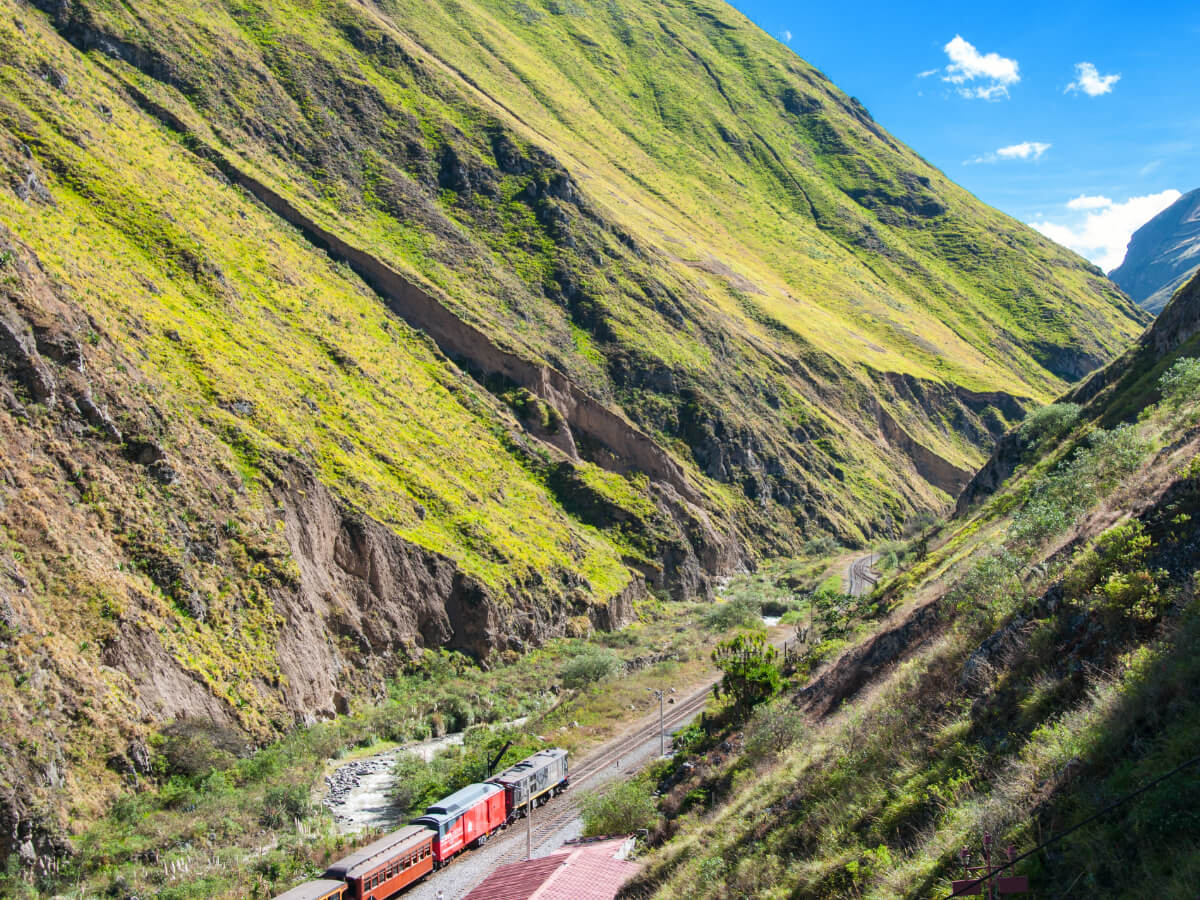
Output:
[{"xmin": 323, "ymin": 732, "xmax": 465, "ymax": 834}]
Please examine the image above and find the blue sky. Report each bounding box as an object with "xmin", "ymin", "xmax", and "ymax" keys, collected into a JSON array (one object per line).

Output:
[{"xmin": 727, "ymin": 0, "xmax": 1200, "ymax": 272}]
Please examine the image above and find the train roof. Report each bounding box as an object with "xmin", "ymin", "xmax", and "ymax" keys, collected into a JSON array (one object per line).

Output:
[
  {"xmin": 271, "ymin": 879, "xmax": 346, "ymax": 900},
  {"xmin": 324, "ymin": 825, "xmax": 431, "ymax": 880},
  {"xmin": 490, "ymin": 748, "xmax": 568, "ymax": 785},
  {"xmin": 414, "ymin": 781, "xmax": 502, "ymax": 824}
]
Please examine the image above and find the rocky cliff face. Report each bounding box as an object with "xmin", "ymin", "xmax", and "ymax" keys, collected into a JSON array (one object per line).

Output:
[
  {"xmin": 1110, "ymin": 188, "xmax": 1200, "ymax": 314},
  {"xmin": 0, "ymin": 227, "xmax": 655, "ymax": 863}
]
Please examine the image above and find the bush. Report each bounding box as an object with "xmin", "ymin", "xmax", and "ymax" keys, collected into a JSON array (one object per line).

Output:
[
  {"xmin": 1012, "ymin": 425, "xmax": 1150, "ymax": 544},
  {"xmin": 160, "ymin": 721, "xmax": 243, "ymax": 777},
  {"xmin": 560, "ymin": 648, "xmax": 620, "ymax": 690},
  {"xmin": 259, "ymin": 782, "xmax": 310, "ymax": 828},
  {"xmin": 704, "ymin": 595, "xmax": 762, "ymax": 631},
  {"xmin": 1018, "ymin": 402, "xmax": 1082, "ymax": 446},
  {"xmin": 1158, "ymin": 356, "xmax": 1200, "ymax": 410},
  {"xmin": 743, "ymin": 699, "xmax": 807, "ymax": 761},
  {"xmin": 803, "ymin": 535, "xmax": 838, "ymax": 557},
  {"xmin": 1062, "ymin": 521, "xmax": 1166, "ymax": 625},
  {"xmin": 945, "ymin": 547, "xmax": 1025, "ymax": 628},
  {"xmin": 580, "ymin": 776, "xmax": 658, "ymax": 837}
]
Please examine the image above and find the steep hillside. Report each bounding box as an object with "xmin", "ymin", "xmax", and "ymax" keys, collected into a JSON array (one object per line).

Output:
[
  {"xmin": 631, "ymin": 273, "xmax": 1200, "ymax": 898},
  {"xmin": 0, "ymin": 0, "xmax": 1146, "ymax": 868},
  {"xmin": 1110, "ymin": 188, "xmax": 1200, "ymax": 313}
]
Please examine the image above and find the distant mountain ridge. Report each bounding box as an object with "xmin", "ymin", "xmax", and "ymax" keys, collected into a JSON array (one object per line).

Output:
[{"xmin": 1110, "ymin": 188, "xmax": 1200, "ymax": 313}]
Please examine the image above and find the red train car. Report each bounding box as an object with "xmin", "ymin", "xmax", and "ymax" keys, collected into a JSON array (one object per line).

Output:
[
  {"xmin": 323, "ymin": 824, "xmax": 433, "ymax": 900},
  {"xmin": 411, "ymin": 781, "xmax": 506, "ymax": 864}
]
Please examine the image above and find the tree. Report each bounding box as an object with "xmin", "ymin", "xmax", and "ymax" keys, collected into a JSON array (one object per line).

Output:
[{"xmin": 711, "ymin": 632, "xmax": 781, "ymax": 716}]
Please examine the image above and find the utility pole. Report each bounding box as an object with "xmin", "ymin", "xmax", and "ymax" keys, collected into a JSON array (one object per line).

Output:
[
  {"xmin": 526, "ymin": 789, "xmax": 533, "ymax": 860},
  {"xmin": 651, "ymin": 689, "xmax": 665, "ymax": 756}
]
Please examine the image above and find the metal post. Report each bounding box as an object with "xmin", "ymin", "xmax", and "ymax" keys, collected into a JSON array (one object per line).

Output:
[
  {"xmin": 659, "ymin": 691, "xmax": 665, "ymax": 757},
  {"xmin": 651, "ymin": 689, "xmax": 665, "ymax": 756},
  {"xmin": 526, "ymin": 791, "xmax": 532, "ymax": 860}
]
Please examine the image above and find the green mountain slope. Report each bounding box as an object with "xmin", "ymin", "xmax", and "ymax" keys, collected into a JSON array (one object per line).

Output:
[
  {"xmin": 0, "ymin": 0, "xmax": 1146, "ymax": 866},
  {"xmin": 632, "ymin": 272, "xmax": 1200, "ymax": 899}
]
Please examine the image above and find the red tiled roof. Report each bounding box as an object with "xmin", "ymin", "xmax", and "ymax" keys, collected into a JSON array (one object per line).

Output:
[{"xmin": 464, "ymin": 839, "xmax": 641, "ymax": 900}]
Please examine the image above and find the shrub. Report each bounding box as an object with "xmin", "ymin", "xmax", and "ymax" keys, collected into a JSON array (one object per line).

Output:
[
  {"xmin": 945, "ymin": 547, "xmax": 1025, "ymax": 628},
  {"xmin": 704, "ymin": 595, "xmax": 762, "ymax": 631},
  {"xmin": 259, "ymin": 782, "xmax": 310, "ymax": 828},
  {"xmin": 160, "ymin": 721, "xmax": 242, "ymax": 777},
  {"xmin": 1011, "ymin": 425, "xmax": 1150, "ymax": 544},
  {"xmin": 1018, "ymin": 402, "xmax": 1082, "ymax": 446},
  {"xmin": 560, "ymin": 648, "xmax": 620, "ymax": 690},
  {"xmin": 391, "ymin": 751, "xmax": 453, "ymax": 814},
  {"xmin": 1062, "ymin": 521, "xmax": 1166, "ymax": 625},
  {"xmin": 803, "ymin": 535, "xmax": 838, "ymax": 557},
  {"xmin": 580, "ymin": 776, "xmax": 658, "ymax": 836},
  {"xmin": 744, "ymin": 699, "xmax": 807, "ymax": 761},
  {"xmin": 1158, "ymin": 356, "xmax": 1200, "ymax": 410}
]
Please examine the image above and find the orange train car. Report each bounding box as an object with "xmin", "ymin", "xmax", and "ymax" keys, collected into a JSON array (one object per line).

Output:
[
  {"xmin": 272, "ymin": 879, "xmax": 348, "ymax": 900},
  {"xmin": 324, "ymin": 825, "xmax": 433, "ymax": 900}
]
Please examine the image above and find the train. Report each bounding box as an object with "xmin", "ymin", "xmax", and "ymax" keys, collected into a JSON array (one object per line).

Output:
[{"xmin": 274, "ymin": 748, "xmax": 569, "ymax": 900}]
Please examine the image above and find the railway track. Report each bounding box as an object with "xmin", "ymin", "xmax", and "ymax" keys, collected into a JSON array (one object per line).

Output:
[
  {"xmin": 847, "ymin": 552, "xmax": 879, "ymax": 597},
  {"xmin": 409, "ymin": 626, "xmax": 792, "ymax": 896},
  {"xmin": 487, "ymin": 677, "xmax": 715, "ymax": 866}
]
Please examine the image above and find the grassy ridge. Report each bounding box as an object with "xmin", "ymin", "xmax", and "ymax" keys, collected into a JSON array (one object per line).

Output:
[{"xmin": 633, "ymin": 313, "xmax": 1200, "ymax": 897}]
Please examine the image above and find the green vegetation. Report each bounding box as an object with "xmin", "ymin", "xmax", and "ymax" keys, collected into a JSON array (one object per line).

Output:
[
  {"xmin": 632, "ymin": 350, "xmax": 1200, "ymax": 897},
  {"xmin": 1157, "ymin": 356, "xmax": 1200, "ymax": 414},
  {"xmin": 390, "ymin": 724, "xmax": 545, "ymax": 815},
  {"xmin": 560, "ymin": 647, "xmax": 622, "ymax": 690},
  {"xmin": 581, "ymin": 774, "xmax": 660, "ymax": 838},
  {"xmin": 711, "ymin": 633, "xmax": 781, "ymax": 716},
  {"xmin": 1017, "ymin": 401, "xmax": 1082, "ymax": 447}
]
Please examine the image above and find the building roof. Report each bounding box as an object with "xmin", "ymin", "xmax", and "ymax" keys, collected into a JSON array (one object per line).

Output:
[
  {"xmin": 463, "ymin": 837, "xmax": 641, "ymax": 900},
  {"xmin": 323, "ymin": 825, "xmax": 431, "ymax": 880}
]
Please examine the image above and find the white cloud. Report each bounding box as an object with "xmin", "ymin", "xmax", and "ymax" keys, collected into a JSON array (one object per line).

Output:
[
  {"xmin": 917, "ymin": 68, "xmax": 939, "ymax": 79},
  {"xmin": 1066, "ymin": 62, "xmax": 1120, "ymax": 96},
  {"xmin": 781, "ymin": 29, "xmax": 792, "ymax": 43},
  {"xmin": 996, "ymin": 141, "xmax": 1050, "ymax": 160},
  {"xmin": 1066, "ymin": 194, "xmax": 1113, "ymax": 210},
  {"xmin": 968, "ymin": 141, "xmax": 1050, "ymax": 164},
  {"xmin": 941, "ymin": 35, "xmax": 1020, "ymax": 100},
  {"xmin": 1031, "ymin": 189, "xmax": 1181, "ymax": 272}
]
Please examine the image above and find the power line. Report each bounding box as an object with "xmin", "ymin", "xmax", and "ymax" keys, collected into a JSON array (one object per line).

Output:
[{"xmin": 948, "ymin": 753, "xmax": 1200, "ymax": 897}]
